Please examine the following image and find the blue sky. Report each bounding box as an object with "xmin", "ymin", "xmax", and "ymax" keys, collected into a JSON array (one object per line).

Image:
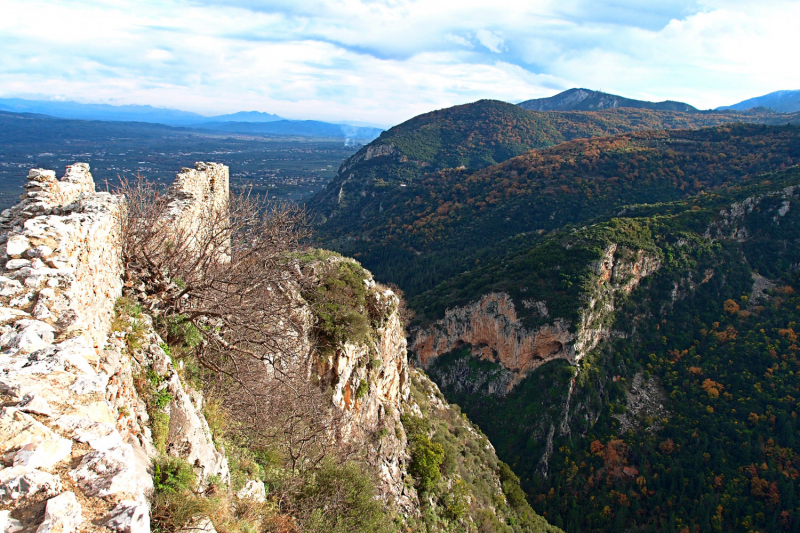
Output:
[{"xmin": 1, "ymin": 0, "xmax": 798, "ymax": 126}]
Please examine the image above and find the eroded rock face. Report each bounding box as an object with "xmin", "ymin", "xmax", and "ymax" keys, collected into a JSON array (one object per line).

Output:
[
  {"xmin": 308, "ymin": 268, "xmax": 414, "ymax": 509},
  {"xmin": 412, "ymin": 244, "xmax": 660, "ymax": 392}
]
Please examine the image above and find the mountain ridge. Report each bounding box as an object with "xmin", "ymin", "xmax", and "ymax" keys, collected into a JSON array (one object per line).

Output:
[
  {"xmin": 718, "ymin": 89, "xmax": 800, "ymax": 113},
  {"xmin": 518, "ymin": 88, "xmax": 698, "ymax": 113}
]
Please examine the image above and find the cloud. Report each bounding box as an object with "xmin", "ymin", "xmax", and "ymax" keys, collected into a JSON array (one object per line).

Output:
[
  {"xmin": 475, "ymin": 30, "xmax": 505, "ymax": 53},
  {"xmin": 0, "ymin": 0, "xmax": 798, "ymax": 124}
]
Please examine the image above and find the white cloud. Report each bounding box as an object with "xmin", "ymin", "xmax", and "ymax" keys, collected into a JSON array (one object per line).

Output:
[
  {"xmin": 475, "ymin": 29, "xmax": 505, "ymax": 53},
  {"xmin": 0, "ymin": 0, "xmax": 798, "ymax": 124}
]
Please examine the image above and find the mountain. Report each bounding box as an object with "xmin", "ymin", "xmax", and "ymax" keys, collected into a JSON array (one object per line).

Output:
[
  {"xmin": 0, "ymin": 98, "xmax": 380, "ymax": 140},
  {"xmin": 307, "ymin": 98, "xmax": 800, "ymax": 531},
  {"xmin": 193, "ymin": 119, "xmax": 383, "ymax": 143},
  {"xmin": 0, "ymin": 97, "xmax": 209, "ymax": 125},
  {"xmin": 518, "ymin": 88, "xmax": 698, "ymax": 112},
  {"xmin": 309, "ymin": 99, "xmax": 800, "ymax": 299},
  {"xmin": 718, "ymin": 89, "xmax": 800, "ymax": 113},
  {"xmin": 202, "ymin": 110, "xmax": 283, "ymax": 122}
]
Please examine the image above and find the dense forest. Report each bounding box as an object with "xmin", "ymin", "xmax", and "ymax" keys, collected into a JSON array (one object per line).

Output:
[
  {"xmin": 421, "ymin": 166, "xmax": 800, "ymax": 532},
  {"xmin": 308, "ymin": 108, "xmax": 800, "ymax": 532}
]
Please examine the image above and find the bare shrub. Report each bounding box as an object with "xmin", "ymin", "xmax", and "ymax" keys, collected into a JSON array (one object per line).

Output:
[{"xmin": 117, "ymin": 175, "xmax": 354, "ymax": 471}]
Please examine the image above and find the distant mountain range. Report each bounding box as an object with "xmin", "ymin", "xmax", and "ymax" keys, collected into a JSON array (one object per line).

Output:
[
  {"xmin": 518, "ymin": 88, "xmax": 698, "ymax": 112},
  {"xmin": 0, "ymin": 98, "xmax": 382, "ymax": 142},
  {"xmin": 718, "ymin": 89, "xmax": 800, "ymax": 113}
]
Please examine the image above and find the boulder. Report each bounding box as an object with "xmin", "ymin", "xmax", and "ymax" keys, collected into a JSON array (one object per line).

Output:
[
  {"xmin": 12, "ymin": 437, "xmax": 72, "ymax": 470},
  {"xmin": 166, "ymin": 374, "xmax": 229, "ymax": 484},
  {"xmin": 17, "ymin": 393, "xmax": 55, "ymax": 417},
  {"xmin": 36, "ymin": 492, "xmax": 82, "ymax": 533},
  {"xmin": 0, "ymin": 466, "xmax": 62, "ymax": 502},
  {"xmin": 237, "ymin": 480, "xmax": 266, "ymax": 503},
  {"xmin": 103, "ymin": 500, "xmax": 150, "ymax": 533},
  {"xmin": 0, "ymin": 409, "xmax": 59, "ymax": 455},
  {"xmin": 70, "ymin": 444, "xmax": 137, "ymax": 497},
  {"xmin": 180, "ymin": 517, "xmax": 217, "ymax": 533}
]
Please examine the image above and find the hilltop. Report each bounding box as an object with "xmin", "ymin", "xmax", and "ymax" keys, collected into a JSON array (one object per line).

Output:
[
  {"xmin": 518, "ymin": 88, "xmax": 697, "ymax": 113},
  {"xmin": 718, "ymin": 89, "xmax": 800, "ymax": 113}
]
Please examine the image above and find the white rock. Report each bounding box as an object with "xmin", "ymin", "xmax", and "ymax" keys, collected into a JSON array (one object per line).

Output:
[
  {"xmin": 36, "ymin": 492, "xmax": 82, "ymax": 533},
  {"xmin": 0, "ymin": 279, "xmax": 24, "ymax": 297},
  {"xmin": 9, "ymin": 292, "xmax": 34, "ymax": 308},
  {"xmin": 0, "ymin": 466, "xmax": 62, "ymax": 502},
  {"xmin": 70, "ymin": 444, "xmax": 137, "ymax": 497},
  {"xmin": 180, "ymin": 517, "xmax": 217, "ymax": 533},
  {"xmin": 3, "ymin": 260, "xmax": 30, "ymax": 271},
  {"xmin": 237, "ymin": 479, "xmax": 266, "ymax": 503},
  {"xmin": 0, "ymin": 308, "xmax": 29, "ymax": 324},
  {"xmin": 32, "ymin": 303, "xmax": 55, "ymax": 321},
  {"xmin": 0, "ymin": 409, "xmax": 59, "ymax": 454},
  {"xmin": 13, "ymin": 437, "xmax": 72, "ymax": 470},
  {"xmin": 18, "ymin": 393, "xmax": 55, "ymax": 417},
  {"xmin": 166, "ymin": 373, "xmax": 230, "ymax": 484},
  {"xmin": 27, "ymin": 246, "xmax": 53, "ymax": 259},
  {"xmin": 65, "ymin": 401, "xmax": 116, "ymax": 426},
  {"xmin": 103, "ymin": 500, "xmax": 150, "ymax": 533},
  {"xmin": 6, "ymin": 236, "xmax": 29, "ymax": 259},
  {"xmin": 0, "ymin": 510, "xmax": 23, "ymax": 533},
  {"xmin": 69, "ymin": 373, "xmax": 109, "ymax": 395}
]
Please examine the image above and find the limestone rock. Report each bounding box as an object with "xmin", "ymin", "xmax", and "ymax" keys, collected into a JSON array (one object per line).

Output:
[
  {"xmin": 103, "ymin": 500, "xmax": 150, "ymax": 533},
  {"xmin": 36, "ymin": 492, "xmax": 82, "ymax": 533},
  {"xmin": 0, "ymin": 308, "xmax": 28, "ymax": 324},
  {"xmin": 0, "ymin": 409, "xmax": 59, "ymax": 455},
  {"xmin": 180, "ymin": 517, "xmax": 217, "ymax": 533},
  {"xmin": 69, "ymin": 373, "xmax": 110, "ymax": 395},
  {"xmin": 0, "ymin": 466, "xmax": 62, "ymax": 502},
  {"xmin": 166, "ymin": 374, "xmax": 229, "ymax": 484},
  {"xmin": 12, "ymin": 437, "xmax": 72, "ymax": 470},
  {"xmin": 64, "ymin": 401, "xmax": 116, "ymax": 426},
  {"xmin": 237, "ymin": 480, "xmax": 266, "ymax": 503},
  {"xmin": 17, "ymin": 393, "xmax": 55, "ymax": 417},
  {"xmin": 70, "ymin": 444, "xmax": 137, "ymax": 497},
  {"xmin": 55, "ymin": 416, "xmax": 122, "ymax": 451},
  {"xmin": 6, "ymin": 236, "xmax": 29, "ymax": 258}
]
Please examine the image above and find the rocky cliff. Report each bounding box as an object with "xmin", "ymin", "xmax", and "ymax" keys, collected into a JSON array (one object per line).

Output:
[
  {"xmin": 411, "ymin": 244, "xmax": 660, "ymax": 392},
  {"xmin": 0, "ymin": 161, "xmax": 419, "ymax": 532}
]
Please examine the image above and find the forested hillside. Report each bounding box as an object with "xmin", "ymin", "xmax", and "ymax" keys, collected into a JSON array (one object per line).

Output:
[
  {"xmin": 313, "ymin": 122, "xmax": 800, "ymax": 308},
  {"xmin": 421, "ymin": 166, "xmax": 800, "ymax": 532},
  {"xmin": 307, "ymin": 104, "xmax": 800, "ymax": 533},
  {"xmin": 309, "ymin": 101, "xmax": 798, "ymax": 225}
]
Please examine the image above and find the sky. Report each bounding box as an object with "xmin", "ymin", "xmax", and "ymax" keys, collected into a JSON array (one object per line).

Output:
[{"xmin": 1, "ymin": 0, "xmax": 798, "ymax": 126}]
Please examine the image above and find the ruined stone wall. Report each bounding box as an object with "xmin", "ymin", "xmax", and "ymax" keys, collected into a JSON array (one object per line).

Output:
[
  {"xmin": 164, "ymin": 162, "xmax": 229, "ymax": 252},
  {"xmin": 0, "ymin": 163, "xmax": 230, "ymax": 533},
  {"xmin": 0, "ymin": 164, "xmax": 152, "ymax": 533}
]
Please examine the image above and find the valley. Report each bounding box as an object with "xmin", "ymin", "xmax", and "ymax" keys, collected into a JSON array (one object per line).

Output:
[
  {"xmin": 307, "ymin": 95, "xmax": 800, "ymax": 532},
  {"xmin": 0, "ymin": 111, "xmax": 360, "ymax": 209}
]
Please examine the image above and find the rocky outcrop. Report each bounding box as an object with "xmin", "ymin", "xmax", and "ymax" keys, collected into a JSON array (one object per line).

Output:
[
  {"xmin": 0, "ymin": 164, "xmax": 228, "ymax": 532},
  {"xmin": 412, "ymin": 244, "xmax": 660, "ymax": 392},
  {"xmin": 303, "ymin": 257, "xmax": 414, "ymax": 509}
]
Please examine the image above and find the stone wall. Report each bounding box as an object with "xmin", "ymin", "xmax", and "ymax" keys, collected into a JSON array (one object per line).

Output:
[
  {"xmin": 0, "ymin": 163, "xmax": 230, "ymax": 533},
  {"xmin": 0, "ymin": 164, "xmax": 152, "ymax": 532}
]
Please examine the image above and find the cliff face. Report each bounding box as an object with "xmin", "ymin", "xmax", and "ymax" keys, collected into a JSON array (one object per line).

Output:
[
  {"xmin": 412, "ymin": 244, "xmax": 660, "ymax": 392},
  {"xmin": 300, "ymin": 256, "xmax": 414, "ymax": 508}
]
